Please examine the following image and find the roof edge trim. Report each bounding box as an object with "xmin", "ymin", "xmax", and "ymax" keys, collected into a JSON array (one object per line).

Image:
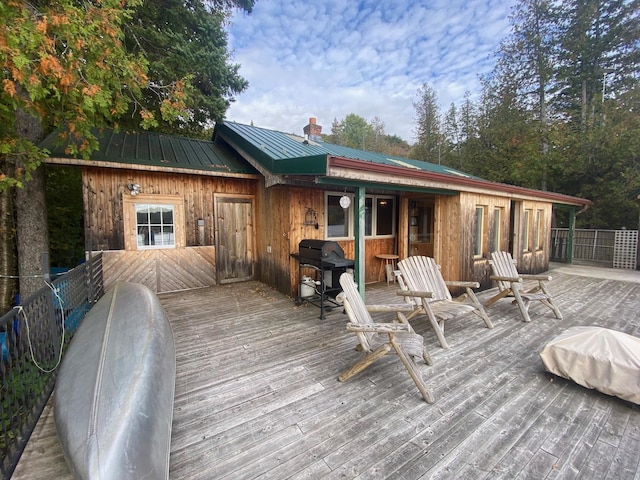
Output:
[{"xmin": 329, "ymin": 156, "xmax": 591, "ymax": 207}]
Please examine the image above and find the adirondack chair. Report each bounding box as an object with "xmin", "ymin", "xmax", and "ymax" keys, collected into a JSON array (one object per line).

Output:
[
  {"xmin": 337, "ymin": 272, "xmax": 435, "ymax": 403},
  {"xmin": 396, "ymin": 256, "xmax": 493, "ymax": 349},
  {"xmin": 485, "ymin": 251, "xmax": 563, "ymax": 323}
]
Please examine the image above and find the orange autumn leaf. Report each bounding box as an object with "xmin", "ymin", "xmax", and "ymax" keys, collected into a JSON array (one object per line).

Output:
[
  {"xmin": 11, "ymin": 67, "xmax": 24, "ymax": 82},
  {"xmin": 2, "ymin": 79, "xmax": 16, "ymax": 97},
  {"xmin": 82, "ymin": 84, "xmax": 102, "ymax": 97},
  {"xmin": 39, "ymin": 55, "xmax": 64, "ymax": 78},
  {"xmin": 51, "ymin": 14, "xmax": 69, "ymax": 26},
  {"xmin": 35, "ymin": 18, "xmax": 48, "ymax": 34},
  {"xmin": 60, "ymin": 72, "xmax": 75, "ymax": 89}
]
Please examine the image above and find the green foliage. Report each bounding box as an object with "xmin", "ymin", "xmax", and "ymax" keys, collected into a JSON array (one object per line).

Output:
[
  {"xmin": 122, "ymin": 0, "xmax": 251, "ymax": 135},
  {"xmin": 412, "ymin": 83, "xmax": 442, "ymax": 163},
  {"xmin": 0, "ymin": 0, "xmax": 159, "ymax": 191},
  {"xmin": 45, "ymin": 166, "xmax": 84, "ymax": 267},
  {"xmin": 420, "ymin": 0, "xmax": 640, "ymax": 229},
  {"xmin": 326, "ymin": 114, "xmax": 411, "ymax": 156}
]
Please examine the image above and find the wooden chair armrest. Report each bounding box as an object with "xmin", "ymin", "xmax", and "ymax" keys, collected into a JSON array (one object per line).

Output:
[
  {"xmin": 396, "ymin": 290, "xmax": 434, "ymax": 299},
  {"xmin": 489, "ymin": 275, "xmax": 522, "ymax": 283},
  {"xmin": 520, "ymin": 274, "xmax": 552, "ymax": 282},
  {"xmin": 445, "ymin": 280, "xmax": 480, "ymax": 289},
  {"xmin": 346, "ymin": 323, "xmax": 411, "ymax": 334},
  {"xmin": 366, "ymin": 304, "xmax": 416, "ymax": 313}
]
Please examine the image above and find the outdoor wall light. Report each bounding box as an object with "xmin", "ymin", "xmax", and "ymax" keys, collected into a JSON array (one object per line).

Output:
[
  {"xmin": 304, "ymin": 208, "xmax": 319, "ymax": 229},
  {"xmin": 127, "ymin": 183, "xmax": 141, "ymax": 195}
]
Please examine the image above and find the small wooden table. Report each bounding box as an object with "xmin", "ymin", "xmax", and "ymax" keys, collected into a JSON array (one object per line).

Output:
[{"xmin": 375, "ymin": 254, "xmax": 399, "ymax": 286}]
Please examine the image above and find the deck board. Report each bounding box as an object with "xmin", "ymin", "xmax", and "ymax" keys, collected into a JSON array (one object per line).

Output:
[{"xmin": 11, "ymin": 264, "xmax": 640, "ymax": 479}]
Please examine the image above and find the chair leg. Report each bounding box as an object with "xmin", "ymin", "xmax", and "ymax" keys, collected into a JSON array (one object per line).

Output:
[
  {"xmin": 423, "ymin": 302, "xmax": 449, "ymax": 348},
  {"xmin": 422, "ymin": 346, "xmax": 433, "ymax": 366},
  {"xmin": 390, "ymin": 336, "xmax": 435, "ymax": 403},
  {"xmin": 396, "ymin": 312, "xmax": 433, "ymax": 366},
  {"xmin": 467, "ymin": 288, "xmax": 494, "ymax": 329},
  {"xmin": 512, "ymin": 289, "xmax": 532, "ymax": 322},
  {"xmin": 338, "ymin": 344, "xmax": 391, "ymax": 382},
  {"xmin": 484, "ymin": 288, "xmax": 511, "ymax": 307},
  {"xmin": 539, "ymin": 283, "xmax": 563, "ymax": 320}
]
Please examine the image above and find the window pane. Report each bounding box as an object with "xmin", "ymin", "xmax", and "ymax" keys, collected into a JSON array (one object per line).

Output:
[
  {"xmin": 136, "ymin": 206, "xmax": 149, "ymax": 224},
  {"xmin": 523, "ymin": 210, "xmax": 530, "ymax": 251},
  {"xmin": 493, "ymin": 208, "xmax": 501, "ymax": 251},
  {"xmin": 327, "ymin": 195, "xmax": 349, "ymax": 238},
  {"xmin": 162, "ymin": 207, "xmax": 174, "ymax": 224},
  {"xmin": 376, "ymin": 198, "xmax": 394, "ymax": 235},
  {"xmin": 149, "ymin": 207, "xmax": 162, "ymax": 224},
  {"xmin": 474, "ymin": 207, "xmax": 484, "ymax": 257},
  {"xmin": 536, "ymin": 210, "xmax": 544, "ymax": 249},
  {"xmin": 365, "ymin": 197, "xmax": 372, "ymax": 236}
]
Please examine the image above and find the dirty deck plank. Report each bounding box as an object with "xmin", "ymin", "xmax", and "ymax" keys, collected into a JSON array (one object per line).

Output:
[{"xmin": 11, "ymin": 265, "xmax": 640, "ymax": 479}]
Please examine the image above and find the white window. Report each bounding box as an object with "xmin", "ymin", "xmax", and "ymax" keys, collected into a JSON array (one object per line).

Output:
[
  {"xmin": 326, "ymin": 193, "xmax": 395, "ymax": 239},
  {"xmin": 123, "ymin": 193, "xmax": 184, "ymax": 251},
  {"xmin": 136, "ymin": 204, "xmax": 175, "ymax": 248}
]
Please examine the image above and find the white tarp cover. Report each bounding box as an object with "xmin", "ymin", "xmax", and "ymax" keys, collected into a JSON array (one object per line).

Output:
[{"xmin": 540, "ymin": 326, "xmax": 640, "ymax": 405}]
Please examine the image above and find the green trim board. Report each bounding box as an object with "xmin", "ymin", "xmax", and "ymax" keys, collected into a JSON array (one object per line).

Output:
[{"xmin": 316, "ymin": 177, "xmax": 459, "ymax": 195}]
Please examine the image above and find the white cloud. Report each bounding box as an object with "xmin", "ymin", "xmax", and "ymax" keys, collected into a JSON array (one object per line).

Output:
[{"xmin": 225, "ymin": 0, "xmax": 516, "ymax": 143}]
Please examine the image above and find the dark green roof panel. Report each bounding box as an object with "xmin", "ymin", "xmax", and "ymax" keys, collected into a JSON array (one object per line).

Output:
[
  {"xmin": 217, "ymin": 121, "xmax": 480, "ymax": 179},
  {"xmin": 41, "ymin": 129, "xmax": 258, "ymax": 175}
]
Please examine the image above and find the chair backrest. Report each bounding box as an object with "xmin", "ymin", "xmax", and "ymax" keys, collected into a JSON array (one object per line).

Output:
[
  {"xmin": 489, "ymin": 251, "xmax": 521, "ymax": 292},
  {"xmin": 398, "ymin": 256, "xmax": 452, "ymax": 302},
  {"xmin": 339, "ymin": 272, "xmax": 375, "ymax": 352}
]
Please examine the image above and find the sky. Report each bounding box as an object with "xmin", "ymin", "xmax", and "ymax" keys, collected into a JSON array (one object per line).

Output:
[{"xmin": 225, "ymin": 0, "xmax": 518, "ymax": 144}]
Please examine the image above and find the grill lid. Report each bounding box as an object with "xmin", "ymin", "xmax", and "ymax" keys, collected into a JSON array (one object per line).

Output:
[{"xmin": 298, "ymin": 239, "xmax": 345, "ymax": 260}]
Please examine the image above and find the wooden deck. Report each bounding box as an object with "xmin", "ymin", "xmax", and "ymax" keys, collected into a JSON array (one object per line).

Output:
[{"xmin": 12, "ymin": 264, "xmax": 640, "ymax": 479}]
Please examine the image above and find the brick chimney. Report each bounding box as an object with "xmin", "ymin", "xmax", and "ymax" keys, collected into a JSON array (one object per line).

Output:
[{"xmin": 303, "ymin": 117, "xmax": 322, "ymax": 141}]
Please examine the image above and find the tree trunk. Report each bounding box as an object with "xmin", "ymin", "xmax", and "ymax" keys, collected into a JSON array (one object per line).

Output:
[
  {"xmin": 0, "ymin": 185, "xmax": 17, "ymax": 312},
  {"xmin": 14, "ymin": 108, "xmax": 49, "ymax": 302}
]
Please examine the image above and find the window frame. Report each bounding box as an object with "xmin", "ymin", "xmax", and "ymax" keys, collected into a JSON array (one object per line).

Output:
[
  {"xmin": 325, "ymin": 192, "xmax": 396, "ymax": 240},
  {"xmin": 123, "ymin": 193, "xmax": 185, "ymax": 251}
]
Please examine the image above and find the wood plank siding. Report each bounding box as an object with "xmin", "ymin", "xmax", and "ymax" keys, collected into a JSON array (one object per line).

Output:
[
  {"xmin": 101, "ymin": 247, "xmax": 217, "ymax": 293},
  {"xmin": 13, "ymin": 265, "xmax": 640, "ymax": 479},
  {"xmin": 83, "ymin": 165, "xmax": 559, "ymax": 300},
  {"xmin": 83, "ymin": 167, "xmax": 257, "ymax": 251},
  {"xmin": 256, "ymin": 184, "xmax": 400, "ymax": 297}
]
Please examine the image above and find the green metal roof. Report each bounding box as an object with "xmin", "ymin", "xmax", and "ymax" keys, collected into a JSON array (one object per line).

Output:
[
  {"xmin": 41, "ymin": 129, "xmax": 258, "ymax": 175},
  {"xmin": 215, "ymin": 121, "xmax": 479, "ymax": 179}
]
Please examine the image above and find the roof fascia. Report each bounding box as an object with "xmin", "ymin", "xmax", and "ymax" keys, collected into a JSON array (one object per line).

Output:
[
  {"xmin": 315, "ymin": 177, "xmax": 458, "ymax": 195},
  {"xmin": 328, "ymin": 156, "xmax": 591, "ymax": 207},
  {"xmin": 44, "ymin": 157, "xmax": 262, "ymax": 180},
  {"xmin": 216, "ymin": 128, "xmax": 284, "ymax": 186}
]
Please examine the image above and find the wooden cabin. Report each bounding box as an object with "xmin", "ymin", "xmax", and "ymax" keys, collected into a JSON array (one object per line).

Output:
[{"xmin": 42, "ymin": 119, "xmax": 591, "ymax": 298}]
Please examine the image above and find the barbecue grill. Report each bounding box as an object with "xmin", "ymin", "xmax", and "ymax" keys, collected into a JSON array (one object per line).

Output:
[{"xmin": 291, "ymin": 239, "xmax": 355, "ymax": 319}]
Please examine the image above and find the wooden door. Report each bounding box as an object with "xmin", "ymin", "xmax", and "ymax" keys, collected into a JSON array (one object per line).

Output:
[{"xmin": 214, "ymin": 194, "xmax": 255, "ymax": 284}]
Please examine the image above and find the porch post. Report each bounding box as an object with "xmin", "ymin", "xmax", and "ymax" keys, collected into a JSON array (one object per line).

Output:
[
  {"xmin": 354, "ymin": 187, "xmax": 366, "ymax": 299},
  {"xmin": 567, "ymin": 207, "xmax": 575, "ymax": 264}
]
